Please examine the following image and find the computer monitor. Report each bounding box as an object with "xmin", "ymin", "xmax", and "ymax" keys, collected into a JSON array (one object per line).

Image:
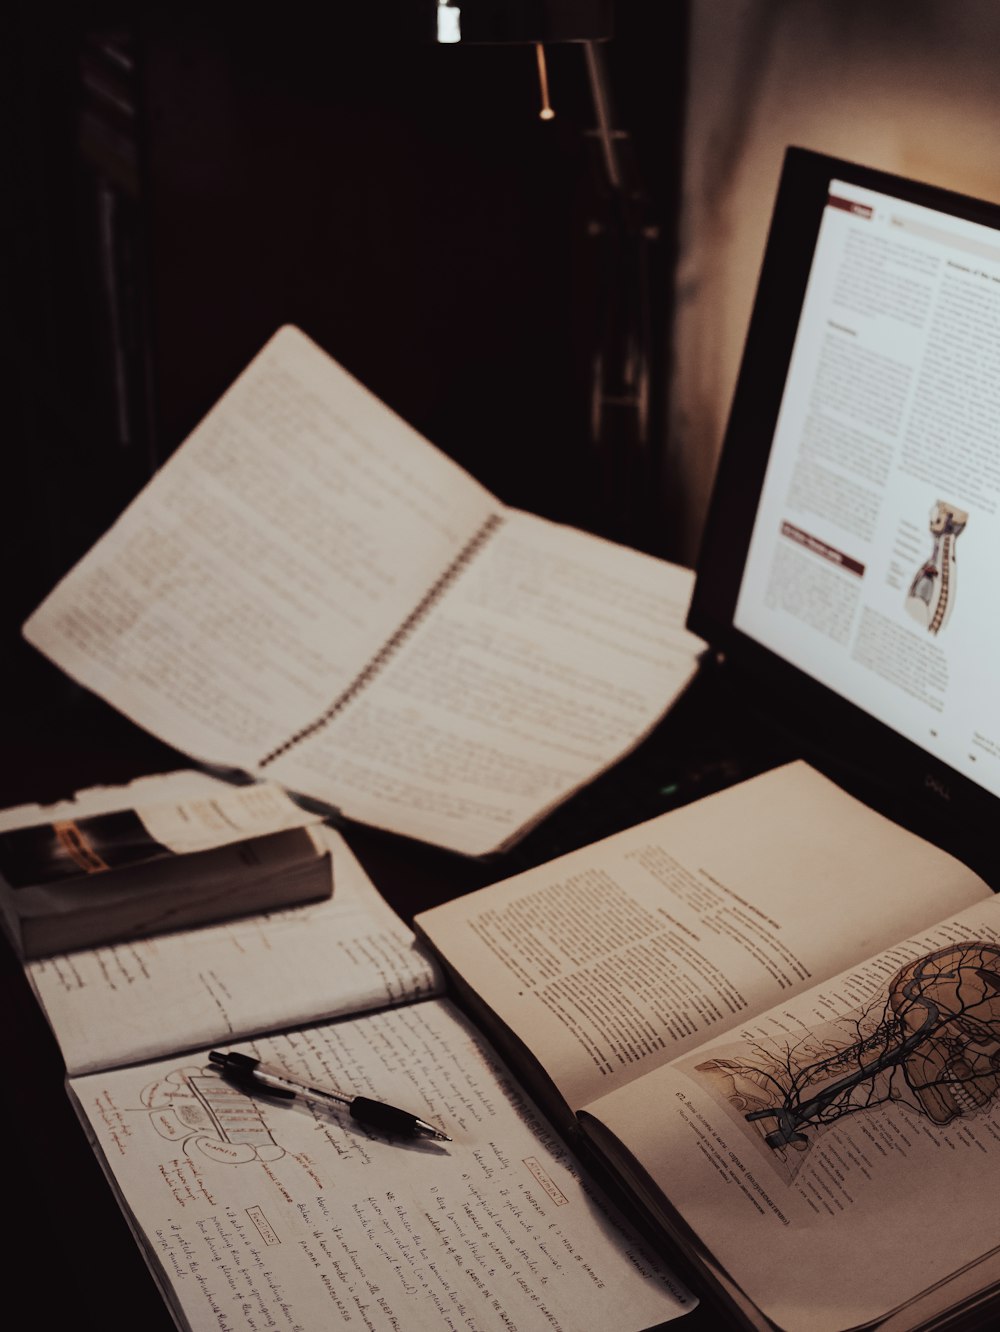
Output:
[{"xmin": 689, "ymin": 146, "xmax": 1000, "ymax": 881}]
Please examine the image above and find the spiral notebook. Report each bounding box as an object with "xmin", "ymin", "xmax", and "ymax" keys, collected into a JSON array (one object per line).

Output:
[{"xmin": 21, "ymin": 325, "xmax": 705, "ymax": 860}]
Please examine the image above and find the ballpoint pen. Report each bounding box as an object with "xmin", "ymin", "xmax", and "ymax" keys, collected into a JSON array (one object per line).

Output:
[{"xmin": 208, "ymin": 1050, "xmax": 451, "ymax": 1142}]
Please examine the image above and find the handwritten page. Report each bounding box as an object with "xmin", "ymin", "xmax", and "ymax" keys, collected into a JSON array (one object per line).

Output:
[
  {"xmin": 24, "ymin": 327, "xmax": 497, "ymax": 770},
  {"xmin": 272, "ymin": 511, "xmax": 704, "ymax": 853},
  {"xmin": 23, "ymin": 325, "xmax": 705, "ymax": 855},
  {"xmin": 28, "ymin": 826, "xmax": 442, "ymax": 1076},
  {"xmin": 69, "ymin": 998, "xmax": 694, "ymax": 1332},
  {"xmin": 416, "ymin": 762, "xmax": 993, "ymax": 1113}
]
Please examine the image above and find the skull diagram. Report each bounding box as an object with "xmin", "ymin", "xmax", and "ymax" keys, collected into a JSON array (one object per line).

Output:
[{"xmin": 888, "ymin": 942, "xmax": 1000, "ymax": 1124}]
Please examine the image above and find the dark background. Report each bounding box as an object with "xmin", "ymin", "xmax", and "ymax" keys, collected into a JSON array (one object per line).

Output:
[
  {"xmin": 6, "ymin": 0, "xmax": 689, "ymax": 727},
  {"xmin": 2, "ymin": 7, "xmax": 741, "ymax": 1332},
  {"xmin": 5, "ymin": 8, "xmax": 1000, "ymax": 1331}
]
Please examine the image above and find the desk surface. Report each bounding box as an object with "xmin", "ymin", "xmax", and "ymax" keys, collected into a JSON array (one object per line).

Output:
[{"xmin": 1, "ymin": 673, "xmax": 994, "ymax": 1332}]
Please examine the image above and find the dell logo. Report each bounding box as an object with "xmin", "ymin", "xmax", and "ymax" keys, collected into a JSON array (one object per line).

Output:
[{"xmin": 924, "ymin": 772, "xmax": 951, "ymax": 801}]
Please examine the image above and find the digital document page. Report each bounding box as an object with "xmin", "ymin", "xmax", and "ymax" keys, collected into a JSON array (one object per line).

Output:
[{"xmin": 735, "ymin": 177, "xmax": 1000, "ymax": 798}]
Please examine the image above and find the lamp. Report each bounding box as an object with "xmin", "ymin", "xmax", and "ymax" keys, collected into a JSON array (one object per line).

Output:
[
  {"xmin": 433, "ymin": 1, "xmax": 614, "ymax": 45},
  {"xmin": 404, "ymin": 0, "xmax": 665, "ymax": 550}
]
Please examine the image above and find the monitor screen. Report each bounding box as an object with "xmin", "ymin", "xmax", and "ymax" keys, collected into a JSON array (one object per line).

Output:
[{"xmin": 689, "ymin": 147, "xmax": 1000, "ymax": 870}]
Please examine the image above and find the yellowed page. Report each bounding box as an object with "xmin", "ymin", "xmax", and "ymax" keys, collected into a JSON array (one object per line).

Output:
[
  {"xmin": 27, "ymin": 827, "xmax": 442, "ymax": 1076},
  {"xmin": 416, "ymin": 761, "xmax": 991, "ymax": 1113},
  {"xmin": 582, "ymin": 896, "xmax": 1000, "ymax": 1332},
  {"xmin": 24, "ymin": 325, "xmax": 496, "ymax": 771},
  {"xmin": 69, "ymin": 999, "xmax": 695, "ymax": 1332},
  {"xmin": 22, "ymin": 325, "xmax": 703, "ymax": 856},
  {"xmin": 273, "ymin": 511, "xmax": 704, "ymax": 855}
]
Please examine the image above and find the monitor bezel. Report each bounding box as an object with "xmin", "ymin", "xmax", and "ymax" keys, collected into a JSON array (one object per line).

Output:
[{"xmin": 687, "ymin": 146, "xmax": 1000, "ymax": 881}]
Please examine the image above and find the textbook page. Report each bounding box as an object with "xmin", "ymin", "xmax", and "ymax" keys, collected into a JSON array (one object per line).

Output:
[
  {"xmin": 68, "ymin": 998, "xmax": 695, "ymax": 1332},
  {"xmin": 415, "ymin": 761, "xmax": 992, "ymax": 1116},
  {"xmin": 271, "ymin": 510, "xmax": 704, "ymax": 855},
  {"xmin": 28, "ymin": 827, "xmax": 442, "ymax": 1077},
  {"xmin": 580, "ymin": 894, "xmax": 1000, "ymax": 1332},
  {"xmin": 23, "ymin": 325, "xmax": 498, "ymax": 772}
]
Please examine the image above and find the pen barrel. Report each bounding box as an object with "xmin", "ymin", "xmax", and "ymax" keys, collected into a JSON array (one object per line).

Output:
[{"xmin": 349, "ymin": 1096, "xmax": 418, "ymax": 1136}]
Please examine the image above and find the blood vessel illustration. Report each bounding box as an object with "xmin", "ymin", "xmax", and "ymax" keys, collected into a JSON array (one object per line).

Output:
[{"xmin": 696, "ymin": 942, "xmax": 1000, "ymax": 1155}]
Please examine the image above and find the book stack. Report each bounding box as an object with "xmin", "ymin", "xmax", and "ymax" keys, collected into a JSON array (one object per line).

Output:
[{"xmin": 0, "ymin": 769, "xmax": 332, "ymax": 957}]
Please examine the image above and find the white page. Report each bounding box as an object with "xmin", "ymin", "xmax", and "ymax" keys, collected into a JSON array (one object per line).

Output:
[
  {"xmin": 272, "ymin": 511, "xmax": 704, "ymax": 854},
  {"xmin": 69, "ymin": 999, "xmax": 694, "ymax": 1332},
  {"xmin": 27, "ymin": 826, "xmax": 442, "ymax": 1076},
  {"xmin": 416, "ymin": 762, "xmax": 992, "ymax": 1113},
  {"xmin": 23, "ymin": 326, "xmax": 497, "ymax": 770}
]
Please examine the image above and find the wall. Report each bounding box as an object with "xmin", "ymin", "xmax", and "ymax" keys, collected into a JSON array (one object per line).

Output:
[
  {"xmin": 668, "ymin": 0, "xmax": 1000, "ymax": 565},
  {"xmin": 5, "ymin": 3, "xmax": 687, "ymax": 710}
]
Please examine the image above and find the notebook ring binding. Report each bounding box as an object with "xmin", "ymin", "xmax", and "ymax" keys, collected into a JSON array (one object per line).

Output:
[{"xmin": 258, "ymin": 513, "xmax": 502, "ymax": 766}]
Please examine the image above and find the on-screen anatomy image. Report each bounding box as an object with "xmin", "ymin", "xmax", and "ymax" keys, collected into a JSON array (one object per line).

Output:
[
  {"xmin": 692, "ymin": 942, "xmax": 1000, "ymax": 1176},
  {"xmin": 905, "ymin": 500, "xmax": 968, "ymax": 634}
]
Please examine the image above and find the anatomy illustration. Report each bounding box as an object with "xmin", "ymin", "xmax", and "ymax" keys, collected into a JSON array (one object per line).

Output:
[
  {"xmin": 695, "ymin": 942, "xmax": 1000, "ymax": 1167},
  {"xmin": 905, "ymin": 500, "xmax": 968, "ymax": 634},
  {"xmin": 140, "ymin": 1064, "xmax": 286, "ymax": 1163}
]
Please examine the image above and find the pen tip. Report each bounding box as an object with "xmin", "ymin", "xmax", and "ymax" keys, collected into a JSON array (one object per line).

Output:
[
  {"xmin": 208, "ymin": 1051, "xmax": 227, "ymax": 1066},
  {"xmin": 412, "ymin": 1116, "xmax": 451, "ymax": 1141}
]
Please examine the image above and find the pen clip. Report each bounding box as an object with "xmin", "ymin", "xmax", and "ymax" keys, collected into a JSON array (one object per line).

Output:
[
  {"xmin": 234, "ymin": 1074, "xmax": 296, "ymax": 1100},
  {"xmin": 210, "ymin": 1049, "xmax": 296, "ymax": 1100}
]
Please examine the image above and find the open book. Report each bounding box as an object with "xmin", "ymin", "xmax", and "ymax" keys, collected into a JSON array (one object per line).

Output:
[
  {"xmin": 32, "ymin": 825, "xmax": 693, "ymax": 1332},
  {"xmin": 22, "ymin": 324, "xmax": 704, "ymax": 858},
  {"xmin": 415, "ymin": 760, "xmax": 1000, "ymax": 1332}
]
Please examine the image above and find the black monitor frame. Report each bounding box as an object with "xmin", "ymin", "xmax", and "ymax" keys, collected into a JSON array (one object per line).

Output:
[{"xmin": 688, "ymin": 146, "xmax": 1000, "ymax": 886}]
